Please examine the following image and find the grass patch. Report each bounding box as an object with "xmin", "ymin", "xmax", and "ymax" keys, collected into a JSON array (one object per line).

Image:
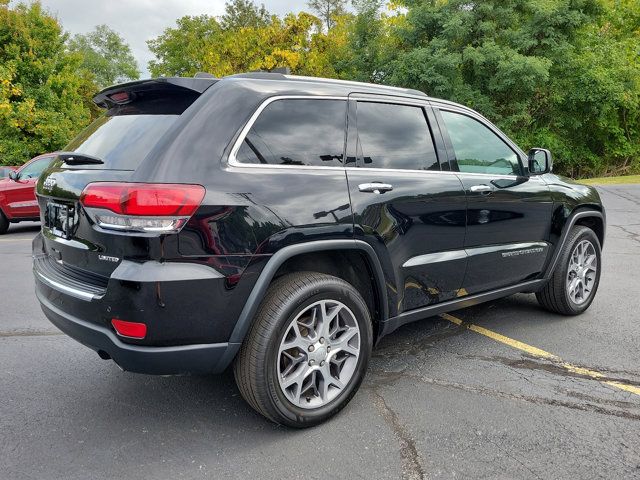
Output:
[{"xmin": 579, "ymin": 175, "xmax": 640, "ymax": 185}]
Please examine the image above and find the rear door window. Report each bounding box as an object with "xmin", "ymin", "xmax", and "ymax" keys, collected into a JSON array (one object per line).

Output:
[
  {"xmin": 234, "ymin": 99, "xmax": 347, "ymax": 167},
  {"xmin": 355, "ymin": 102, "xmax": 439, "ymax": 171}
]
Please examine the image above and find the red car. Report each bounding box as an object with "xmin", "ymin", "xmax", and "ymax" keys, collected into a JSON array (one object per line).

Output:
[{"xmin": 0, "ymin": 153, "xmax": 56, "ymax": 234}]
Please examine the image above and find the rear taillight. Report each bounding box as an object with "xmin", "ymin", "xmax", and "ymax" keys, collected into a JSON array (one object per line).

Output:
[{"xmin": 80, "ymin": 182, "xmax": 205, "ymax": 234}]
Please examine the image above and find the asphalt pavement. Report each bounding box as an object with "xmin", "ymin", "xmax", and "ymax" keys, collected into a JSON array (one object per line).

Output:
[{"xmin": 1, "ymin": 186, "xmax": 639, "ymax": 480}]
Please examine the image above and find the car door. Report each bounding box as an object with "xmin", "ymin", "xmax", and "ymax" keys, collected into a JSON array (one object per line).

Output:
[
  {"xmin": 345, "ymin": 95, "xmax": 467, "ymax": 317},
  {"xmin": 434, "ymin": 105, "xmax": 553, "ymax": 294},
  {"xmin": 6, "ymin": 156, "xmax": 53, "ymax": 218}
]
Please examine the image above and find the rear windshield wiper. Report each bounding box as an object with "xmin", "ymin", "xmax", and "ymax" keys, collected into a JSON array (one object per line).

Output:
[{"xmin": 57, "ymin": 152, "xmax": 104, "ymax": 165}]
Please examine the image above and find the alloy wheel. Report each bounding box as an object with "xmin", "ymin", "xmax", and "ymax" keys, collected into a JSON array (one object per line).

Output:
[{"xmin": 277, "ymin": 299, "xmax": 361, "ymax": 409}]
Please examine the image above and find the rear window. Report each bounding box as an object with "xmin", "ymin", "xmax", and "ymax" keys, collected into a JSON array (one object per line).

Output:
[
  {"xmin": 65, "ymin": 91, "xmax": 197, "ymax": 170},
  {"xmin": 66, "ymin": 115, "xmax": 178, "ymax": 170}
]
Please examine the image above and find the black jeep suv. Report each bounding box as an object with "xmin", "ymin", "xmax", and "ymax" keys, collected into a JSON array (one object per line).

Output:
[{"xmin": 33, "ymin": 73, "xmax": 605, "ymax": 427}]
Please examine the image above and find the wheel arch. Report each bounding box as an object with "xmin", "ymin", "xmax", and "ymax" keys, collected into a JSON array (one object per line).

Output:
[
  {"xmin": 217, "ymin": 240, "xmax": 388, "ymax": 370},
  {"xmin": 543, "ymin": 208, "xmax": 605, "ymax": 281}
]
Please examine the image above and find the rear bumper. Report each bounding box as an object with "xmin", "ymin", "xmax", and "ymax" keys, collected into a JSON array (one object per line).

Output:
[
  {"xmin": 36, "ymin": 287, "xmax": 239, "ymax": 375},
  {"xmin": 31, "ymin": 232, "xmax": 254, "ymax": 375}
]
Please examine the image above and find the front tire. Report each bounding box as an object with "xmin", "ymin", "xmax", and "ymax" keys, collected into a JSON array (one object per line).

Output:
[
  {"xmin": 234, "ymin": 272, "xmax": 373, "ymax": 427},
  {"xmin": 536, "ymin": 226, "xmax": 601, "ymax": 315},
  {"xmin": 0, "ymin": 211, "xmax": 8, "ymax": 235}
]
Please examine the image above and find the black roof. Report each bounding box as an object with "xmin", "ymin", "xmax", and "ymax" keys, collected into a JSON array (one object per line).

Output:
[{"xmin": 92, "ymin": 72, "xmax": 474, "ymax": 115}]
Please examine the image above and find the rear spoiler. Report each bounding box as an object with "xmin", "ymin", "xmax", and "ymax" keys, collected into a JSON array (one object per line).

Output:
[{"xmin": 93, "ymin": 77, "xmax": 218, "ymax": 109}]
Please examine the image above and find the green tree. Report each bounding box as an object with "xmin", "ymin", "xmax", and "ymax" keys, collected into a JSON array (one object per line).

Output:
[
  {"xmin": 386, "ymin": 0, "xmax": 639, "ymax": 177},
  {"xmin": 307, "ymin": 0, "xmax": 347, "ymax": 30},
  {"xmin": 0, "ymin": 1, "xmax": 96, "ymax": 165},
  {"xmin": 220, "ymin": 0, "xmax": 270, "ymax": 30},
  {"xmin": 148, "ymin": 10, "xmax": 328, "ymax": 78},
  {"xmin": 148, "ymin": 15, "xmax": 222, "ymax": 77},
  {"xmin": 68, "ymin": 24, "xmax": 140, "ymax": 89}
]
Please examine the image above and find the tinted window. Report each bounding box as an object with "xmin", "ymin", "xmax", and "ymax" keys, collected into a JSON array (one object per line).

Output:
[
  {"xmin": 236, "ymin": 99, "xmax": 346, "ymax": 167},
  {"xmin": 440, "ymin": 110, "xmax": 521, "ymax": 175},
  {"xmin": 65, "ymin": 114, "xmax": 178, "ymax": 170},
  {"xmin": 356, "ymin": 102, "xmax": 438, "ymax": 170},
  {"xmin": 18, "ymin": 157, "xmax": 53, "ymax": 179}
]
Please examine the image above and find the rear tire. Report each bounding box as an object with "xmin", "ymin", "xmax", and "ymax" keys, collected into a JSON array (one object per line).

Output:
[
  {"xmin": 0, "ymin": 211, "xmax": 8, "ymax": 234},
  {"xmin": 234, "ymin": 272, "xmax": 373, "ymax": 428},
  {"xmin": 536, "ymin": 226, "xmax": 601, "ymax": 315}
]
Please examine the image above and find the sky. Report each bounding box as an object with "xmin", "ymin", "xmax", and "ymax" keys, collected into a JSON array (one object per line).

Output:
[{"xmin": 27, "ymin": 0, "xmax": 306, "ymax": 77}]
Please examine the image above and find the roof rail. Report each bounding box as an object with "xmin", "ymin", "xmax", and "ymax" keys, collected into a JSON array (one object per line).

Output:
[
  {"xmin": 226, "ymin": 71, "xmax": 289, "ymax": 80},
  {"xmin": 194, "ymin": 72, "xmax": 216, "ymax": 79},
  {"xmin": 284, "ymin": 75, "xmax": 427, "ymax": 98},
  {"xmin": 222, "ymin": 71, "xmax": 427, "ymax": 98}
]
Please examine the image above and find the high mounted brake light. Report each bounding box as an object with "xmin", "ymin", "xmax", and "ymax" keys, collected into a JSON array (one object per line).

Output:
[
  {"xmin": 108, "ymin": 91, "xmax": 131, "ymax": 104},
  {"xmin": 80, "ymin": 182, "xmax": 205, "ymax": 234}
]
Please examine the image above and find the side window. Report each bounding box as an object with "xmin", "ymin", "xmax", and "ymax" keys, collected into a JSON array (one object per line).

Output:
[
  {"xmin": 18, "ymin": 157, "xmax": 53, "ymax": 179},
  {"xmin": 356, "ymin": 102, "xmax": 439, "ymax": 170},
  {"xmin": 440, "ymin": 110, "xmax": 521, "ymax": 175},
  {"xmin": 235, "ymin": 99, "xmax": 346, "ymax": 167}
]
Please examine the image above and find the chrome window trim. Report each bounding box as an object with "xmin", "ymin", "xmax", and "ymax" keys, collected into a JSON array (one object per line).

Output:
[
  {"xmin": 344, "ymin": 166, "xmax": 521, "ymax": 179},
  {"xmin": 227, "ymin": 95, "xmax": 349, "ymax": 170},
  {"xmin": 226, "ymin": 94, "xmax": 532, "ymax": 181},
  {"xmin": 348, "ymin": 93, "xmax": 430, "ymax": 108}
]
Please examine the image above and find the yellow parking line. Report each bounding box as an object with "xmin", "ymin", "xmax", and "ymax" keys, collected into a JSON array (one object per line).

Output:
[
  {"xmin": 0, "ymin": 238, "xmax": 32, "ymax": 242},
  {"xmin": 441, "ymin": 312, "xmax": 640, "ymax": 396}
]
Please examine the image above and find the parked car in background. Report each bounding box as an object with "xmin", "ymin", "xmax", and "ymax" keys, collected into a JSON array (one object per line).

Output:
[
  {"xmin": 0, "ymin": 153, "xmax": 56, "ymax": 234},
  {"xmin": 32, "ymin": 73, "xmax": 605, "ymax": 427},
  {"xmin": 0, "ymin": 166, "xmax": 18, "ymax": 179}
]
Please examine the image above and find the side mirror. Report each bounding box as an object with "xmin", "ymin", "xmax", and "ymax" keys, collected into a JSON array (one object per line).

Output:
[
  {"xmin": 8, "ymin": 170, "xmax": 18, "ymax": 181},
  {"xmin": 528, "ymin": 148, "xmax": 552, "ymax": 175}
]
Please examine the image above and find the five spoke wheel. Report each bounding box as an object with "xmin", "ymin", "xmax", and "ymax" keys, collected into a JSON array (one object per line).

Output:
[{"xmin": 277, "ymin": 300, "xmax": 360, "ymax": 409}]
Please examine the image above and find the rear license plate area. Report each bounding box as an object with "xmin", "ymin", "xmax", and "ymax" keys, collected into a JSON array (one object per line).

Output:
[{"xmin": 44, "ymin": 201, "xmax": 76, "ymax": 239}]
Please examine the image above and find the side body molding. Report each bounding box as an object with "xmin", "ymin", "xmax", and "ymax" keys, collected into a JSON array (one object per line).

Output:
[{"xmin": 216, "ymin": 239, "xmax": 388, "ymax": 370}]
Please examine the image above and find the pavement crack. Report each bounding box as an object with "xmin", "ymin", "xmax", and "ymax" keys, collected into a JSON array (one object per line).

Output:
[
  {"xmin": 373, "ymin": 321, "xmax": 467, "ymax": 359},
  {"xmin": 612, "ymin": 224, "xmax": 640, "ymax": 246},
  {"xmin": 465, "ymin": 354, "xmax": 640, "ymax": 388},
  {"xmin": 372, "ymin": 390, "xmax": 425, "ymax": 480},
  {"xmin": 419, "ymin": 376, "xmax": 640, "ymax": 422},
  {"xmin": 599, "ymin": 186, "xmax": 640, "ymax": 208}
]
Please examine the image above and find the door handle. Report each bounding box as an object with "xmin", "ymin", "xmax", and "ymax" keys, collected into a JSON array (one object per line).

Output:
[
  {"xmin": 358, "ymin": 182, "xmax": 394, "ymax": 194},
  {"xmin": 469, "ymin": 184, "xmax": 493, "ymax": 193}
]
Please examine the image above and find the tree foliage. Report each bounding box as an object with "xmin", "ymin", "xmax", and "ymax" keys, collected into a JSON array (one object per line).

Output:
[
  {"xmin": 1, "ymin": 0, "xmax": 637, "ymax": 176},
  {"xmin": 0, "ymin": 1, "xmax": 96, "ymax": 165},
  {"xmin": 220, "ymin": 0, "xmax": 270, "ymax": 29},
  {"xmin": 148, "ymin": 1, "xmax": 327, "ymax": 77},
  {"xmin": 68, "ymin": 24, "xmax": 140, "ymax": 89},
  {"xmin": 384, "ymin": 0, "xmax": 640, "ymax": 176},
  {"xmin": 307, "ymin": 0, "xmax": 348, "ymax": 30}
]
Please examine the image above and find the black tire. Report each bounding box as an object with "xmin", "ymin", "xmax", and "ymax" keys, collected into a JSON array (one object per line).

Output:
[
  {"xmin": 0, "ymin": 211, "xmax": 8, "ymax": 235},
  {"xmin": 234, "ymin": 271, "xmax": 373, "ymax": 428},
  {"xmin": 536, "ymin": 226, "xmax": 601, "ymax": 315}
]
